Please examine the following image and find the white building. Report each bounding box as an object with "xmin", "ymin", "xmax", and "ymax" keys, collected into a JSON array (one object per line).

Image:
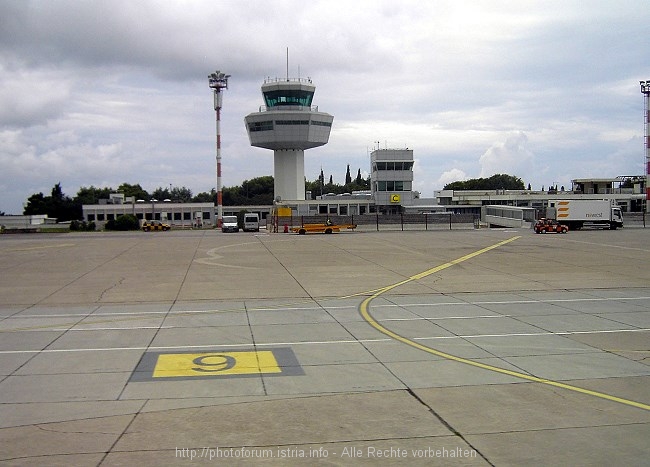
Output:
[
  {"xmin": 370, "ymin": 148, "xmax": 416, "ymax": 214},
  {"xmin": 83, "ymin": 198, "xmax": 215, "ymax": 228}
]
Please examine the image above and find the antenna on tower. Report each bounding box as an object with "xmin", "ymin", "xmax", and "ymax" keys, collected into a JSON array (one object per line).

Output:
[{"xmin": 286, "ymin": 47, "xmax": 289, "ymax": 81}]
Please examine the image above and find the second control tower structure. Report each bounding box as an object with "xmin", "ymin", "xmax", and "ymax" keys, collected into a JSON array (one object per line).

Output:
[{"xmin": 245, "ymin": 77, "xmax": 333, "ymax": 201}]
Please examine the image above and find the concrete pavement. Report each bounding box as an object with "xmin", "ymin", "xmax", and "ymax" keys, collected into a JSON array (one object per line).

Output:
[{"xmin": 0, "ymin": 227, "xmax": 649, "ymax": 465}]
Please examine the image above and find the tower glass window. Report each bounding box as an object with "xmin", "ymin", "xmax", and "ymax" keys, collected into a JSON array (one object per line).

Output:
[
  {"xmin": 373, "ymin": 161, "xmax": 414, "ymax": 171},
  {"xmin": 263, "ymin": 90, "xmax": 314, "ymax": 108}
]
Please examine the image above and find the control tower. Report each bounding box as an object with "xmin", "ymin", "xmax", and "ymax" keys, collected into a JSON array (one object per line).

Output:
[{"xmin": 245, "ymin": 77, "xmax": 333, "ymax": 201}]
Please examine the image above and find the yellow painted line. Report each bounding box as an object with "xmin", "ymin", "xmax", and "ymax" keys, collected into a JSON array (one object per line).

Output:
[{"xmin": 359, "ymin": 236, "xmax": 650, "ymax": 411}]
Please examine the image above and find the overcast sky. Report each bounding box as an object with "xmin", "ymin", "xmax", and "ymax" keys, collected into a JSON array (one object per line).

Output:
[{"xmin": 1, "ymin": 0, "xmax": 649, "ymax": 214}]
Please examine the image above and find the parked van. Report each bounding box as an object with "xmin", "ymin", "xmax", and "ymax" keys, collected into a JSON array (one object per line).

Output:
[
  {"xmin": 221, "ymin": 215, "xmax": 239, "ymax": 233},
  {"xmin": 243, "ymin": 213, "xmax": 260, "ymax": 232}
]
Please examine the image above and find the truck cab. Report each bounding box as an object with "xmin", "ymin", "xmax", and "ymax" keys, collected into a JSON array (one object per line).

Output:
[{"xmin": 611, "ymin": 206, "xmax": 623, "ymax": 229}]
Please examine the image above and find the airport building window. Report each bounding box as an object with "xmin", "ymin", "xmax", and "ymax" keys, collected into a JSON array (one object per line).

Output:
[
  {"xmin": 202, "ymin": 211, "xmax": 211, "ymax": 220},
  {"xmin": 248, "ymin": 121, "xmax": 274, "ymax": 132},
  {"xmin": 373, "ymin": 161, "xmax": 414, "ymax": 171},
  {"xmin": 276, "ymin": 120, "xmax": 309, "ymax": 125},
  {"xmin": 376, "ymin": 181, "xmax": 405, "ymax": 191}
]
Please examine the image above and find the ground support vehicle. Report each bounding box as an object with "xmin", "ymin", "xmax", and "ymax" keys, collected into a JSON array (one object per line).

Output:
[
  {"xmin": 142, "ymin": 221, "xmax": 170, "ymax": 232},
  {"xmin": 291, "ymin": 223, "xmax": 357, "ymax": 235},
  {"xmin": 221, "ymin": 215, "xmax": 239, "ymax": 233},
  {"xmin": 550, "ymin": 200, "xmax": 623, "ymax": 230},
  {"xmin": 243, "ymin": 213, "xmax": 260, "ymax": 232},
  {"xmin": 534, "ymin": 218, "xmax": 568, "ymax": 234}
]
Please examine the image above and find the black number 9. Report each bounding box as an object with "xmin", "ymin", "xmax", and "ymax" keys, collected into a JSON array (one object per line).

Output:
[{"xmin": 192, "ymin": 354, "xmax": 236, "ymax": 372}]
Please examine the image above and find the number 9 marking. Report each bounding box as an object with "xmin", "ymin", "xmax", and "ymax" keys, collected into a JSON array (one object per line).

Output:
[{"xmin": 192, "ymin": 354, "xmax": 237, "ymax": 372}]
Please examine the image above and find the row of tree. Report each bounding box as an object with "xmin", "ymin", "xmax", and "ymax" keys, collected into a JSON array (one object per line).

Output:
[
  {"xmin": 20, "ymin": 166, "xmax": 372, "ymax": 221},
  {"xmin": 443, "ymin": 174, "xmax": 525, "ymax": 191}
]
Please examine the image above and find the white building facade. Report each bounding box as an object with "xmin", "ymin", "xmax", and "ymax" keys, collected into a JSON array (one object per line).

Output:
[{"xmin": 370, "ymin": 149, "xmax": 416, "ymax": 214}]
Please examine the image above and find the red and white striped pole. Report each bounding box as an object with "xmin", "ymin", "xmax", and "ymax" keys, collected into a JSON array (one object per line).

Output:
[
  {"xmin": 215, "ymin": 97, "xmax": 223, "ymax": 226},
  {"xmin": 642, "ymin": 81, "xmax": 650, "ymax": 212},
  {"xmin": 209, "ymin": 71, "xmax": 230, "ymax": 227}
]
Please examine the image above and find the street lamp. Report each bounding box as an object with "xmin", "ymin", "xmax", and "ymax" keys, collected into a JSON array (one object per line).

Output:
[{"xmin": 208, "ymin": 70, "xmax": 230, "ymax": 227}]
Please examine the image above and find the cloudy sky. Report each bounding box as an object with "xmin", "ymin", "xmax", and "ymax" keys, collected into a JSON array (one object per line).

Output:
[{"xmin": 1, "ymin": 0, "xmax": 649, "ymax": 214}]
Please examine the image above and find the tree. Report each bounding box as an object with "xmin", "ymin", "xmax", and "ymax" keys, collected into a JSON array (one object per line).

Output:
[
  {"xmin": 105, "ymin": 214, "xmax": 140, "ymax": 231},
  {"xmin": 223, "ymin": 176, "xmax": 274, "ymax": 205},
  {"xmin": 23, "ymin": 192, "xmax": 47, "ymax": 216},
  {"xmin": 74, "ymin": 186, "xmax": 113, "ymax": 205},
  {"xmin": 117, "ymin": 183, "xmax": 149, "ymax": 200},
  {"xmin": 23, "ymin": 183, "xmax": 80, "ymax": 221},
  {"xmin": 192, "ymin": 190, "xmax": 215, "ymax": 203},
  {"xmin": 345, "ymin": 164, "xmax": 352, "ymax": 185},
  {"xmin": 172, "ymin": 186, "xmax": 193, "ymax": 202},
  {"xmin": 355, "ymin": 168, "xmax": 363, "ymax": 185},
  {"xmin": 151, "ymin": 187, "xmax": 171, "ymax": 200}
]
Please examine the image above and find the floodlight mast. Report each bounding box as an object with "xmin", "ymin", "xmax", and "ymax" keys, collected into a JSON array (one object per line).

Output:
[
  {"xmin": 209, "ymin": 71, "xmax": 230, "ymax": 227},
  {"xmin": 641, "ymin": 81, "xmax": 650, "ymax": 212}
]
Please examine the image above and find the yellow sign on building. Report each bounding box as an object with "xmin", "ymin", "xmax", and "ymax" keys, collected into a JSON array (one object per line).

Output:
[{"xmin": 390, "ymin": 194, "xmax": 401, "ymax": 203}]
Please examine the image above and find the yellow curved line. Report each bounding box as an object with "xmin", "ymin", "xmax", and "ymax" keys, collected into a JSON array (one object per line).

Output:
[{"xmin": 359, "ymin": 236, "xmax": 650, "ymax": 411}]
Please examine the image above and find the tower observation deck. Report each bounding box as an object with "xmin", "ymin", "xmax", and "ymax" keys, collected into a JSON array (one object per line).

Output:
[{"xmin": 245, "ymin": 77, "xmax": 333, "ymax": 201}]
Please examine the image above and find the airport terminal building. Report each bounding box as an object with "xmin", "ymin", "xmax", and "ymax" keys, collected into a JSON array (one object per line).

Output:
[{"xmin": 81, "ymin": 172, "xmax": 645, "ymax": 229}]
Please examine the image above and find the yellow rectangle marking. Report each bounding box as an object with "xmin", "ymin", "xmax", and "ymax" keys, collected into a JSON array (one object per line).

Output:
[{"xmin": 152, "ymin": 351, "xmax": 281, "ymax": 378}]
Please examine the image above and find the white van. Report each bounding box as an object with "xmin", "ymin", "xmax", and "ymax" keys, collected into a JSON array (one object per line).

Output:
[
  {"xmin": 243, "ymin": 213, "xmax": 260, "ymax": 232},
  {"xmin": 221, "ymin": 215, "xmax": 239, "ymax": 233}
]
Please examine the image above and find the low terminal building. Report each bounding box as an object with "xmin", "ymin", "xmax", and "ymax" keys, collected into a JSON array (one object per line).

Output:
[
  {"xmin": 0, "ymin": 214, "xmax": 58, "ymax": 232},
  {"xmin": 434, "ymin": 176, "xmax": 646, "ymax": 215},
  {"xmin": 81, "ymin": 171, "xmax": 645, "ymax": 228},
  {"xmin": 83, "ymin": 194, "xmax": 216, "ymax": 229}
]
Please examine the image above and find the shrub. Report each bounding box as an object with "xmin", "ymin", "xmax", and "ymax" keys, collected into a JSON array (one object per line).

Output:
[
  {"xmin": 70, "ymin": 220, "xmax": 96, "ymax": 231},
  {"xmin": 105, "ymin": 214, "xmax": 140, "ymax": 231}
]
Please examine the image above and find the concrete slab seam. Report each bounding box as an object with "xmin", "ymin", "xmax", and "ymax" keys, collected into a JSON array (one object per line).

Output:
[{"xmin": 359, "ymin": 236, "xmax": 650, "ymax": 412}]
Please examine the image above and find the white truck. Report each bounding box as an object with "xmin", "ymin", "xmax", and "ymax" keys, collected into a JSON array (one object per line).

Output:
[{"xmin": 547, "ymin": 200, "xmax": 623, "ymax": 230}]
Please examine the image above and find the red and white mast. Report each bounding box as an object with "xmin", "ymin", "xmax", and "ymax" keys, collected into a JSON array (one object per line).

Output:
[
  {"xmin": 209, "ymin": 71, "xmax": 230, "ymax": 227},
  {"xmin": 641, "ymin": 81, "xmax": 650, "ymax": 212}
]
